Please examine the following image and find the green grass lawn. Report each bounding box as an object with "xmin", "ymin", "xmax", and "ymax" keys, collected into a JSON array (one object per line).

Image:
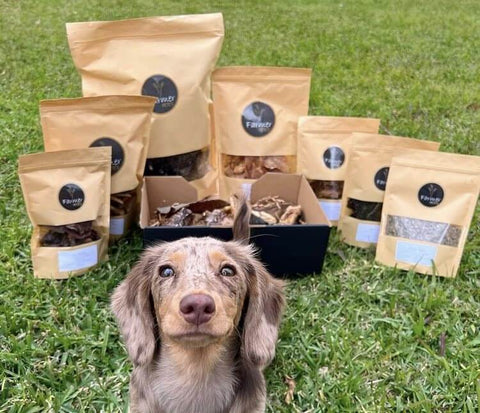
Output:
[{"xmin": 1, "ymin": 0, "xmax": 479, "ymax": 411}]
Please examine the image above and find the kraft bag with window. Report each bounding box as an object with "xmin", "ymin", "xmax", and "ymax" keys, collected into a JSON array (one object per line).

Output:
[
  {"xmin": 66, "ymin": 13, "xmax": 224, "ymax": 198},
  {"xmin": 212, "ymin": 66, "xmax": 311, "ymax": 199},
  {"xmin": 339, "ymin": 133, "xmax": 440, "ymax": 248},
  {"xmin": 18, "ymin": 147, "xmax": 111, "ymax": 279},
  {"xmin": 375, "ymin": 151, "xmax": 480, "ymax": 278},
  {"xmin": 40, "ymin": 95, "xmax": 155, "ymax": 240},
  {"xmin": 297, "ymin": 116, "xmax": 380, "ymax": 225}
]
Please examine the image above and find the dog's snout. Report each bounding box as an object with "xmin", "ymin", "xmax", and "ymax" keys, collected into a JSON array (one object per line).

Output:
[{"xmin": 180, "ymin": 294, "xmax": 216, "ymax": 325}]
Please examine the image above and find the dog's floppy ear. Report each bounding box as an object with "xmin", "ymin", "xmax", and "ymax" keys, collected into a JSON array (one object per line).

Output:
[
  {"xmin": 232, "ymin": 193, "xmax": 250, "ymax": 245},
  {"xmin": 241, "ymin": 259, "xmax": 286, "ymax": 367},
  {"xmin": 111, "ymin": 250, "xmax": 158, "ymax": 366}
]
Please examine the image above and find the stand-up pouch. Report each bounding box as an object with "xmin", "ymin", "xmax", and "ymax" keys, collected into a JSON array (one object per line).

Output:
[
  {"xmin": 297, "ymin": 116, "xmax": 380, "ymax": 224},
  {"xmin": 212, "ymin": 66, "xmax": 311, "ymax": 199},
  {"xmin": 376, "ymin": 151, "xmax": 480, "ymax": 277},
  {"xmin": 66, "ymin": 13, "xmax": 224, "ymax": 198},
  {"xmin": 18, "ymin": 147, "xmax": 111, "ymax": 279}
]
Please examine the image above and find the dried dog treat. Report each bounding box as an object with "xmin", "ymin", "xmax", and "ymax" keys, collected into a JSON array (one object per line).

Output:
[
  {"xmin": 251, "ymin": 196, "xmax": 303, "ymax": 225},
  {"xmin": 222, "ymin": 155, "xmax": 293, "ymax": 179},
  {"xmin": 376, "ymin": 151, "xmax": 480, "ymax": 278},
  {"xmin": 18, "ymin": 147, "xmax": 111, "ymax": 279},
  {"xmin": 339, "ymin": 133, "xmax": 440, "ymax": 248},
  {"xmin": 144, "ymin": 148, "xmax": 210, "ymax": 181},
  {"xmin": 212, "ymin": 66, "xmax": 311, "ymax": 198},
  {"xmin": 346, "ymin": 198, "xmax": 383, "ymax": 222},
  {"xmin": 309, "ymin": 180, "xmax": 344, "ymax": 200},
  {"xmin": 385, "ymin": 215, "xmax": 462, "ymax": 247},
  {"xmin": 297, "ymin": 116, "xmax": 380, "ymax": 224},
  {"xmin": 110, "ymin": 189, "xmax": 137, "ymax": 217},
  {"xmin": 40, "ymin": 221, "xmax": 100, "ymax": 247}
]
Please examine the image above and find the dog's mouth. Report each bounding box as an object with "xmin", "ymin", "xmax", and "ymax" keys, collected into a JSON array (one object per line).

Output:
[{"xmin": 168, "ymin": 326, "xmax": 231, "ymax": 346}]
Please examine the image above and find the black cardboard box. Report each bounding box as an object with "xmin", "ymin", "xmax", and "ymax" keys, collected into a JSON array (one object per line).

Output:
[{"xmin": 140, "ymin": 173, "xmax": 331, "ymax": 276}]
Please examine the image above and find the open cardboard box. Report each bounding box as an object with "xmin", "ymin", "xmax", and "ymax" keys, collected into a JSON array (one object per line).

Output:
[{"xmin": 140, "ymin": 173, "xmax": 331, "ymax": 276}]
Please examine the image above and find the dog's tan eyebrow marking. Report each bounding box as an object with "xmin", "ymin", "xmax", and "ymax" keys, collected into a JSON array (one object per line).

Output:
[
  {"xmin": 164, "ymin": 250, "xmax": 187, "ymax": 266},
  {"xmin": 208, "ymin": 250, "xmax": 230, "ymax": 267}
]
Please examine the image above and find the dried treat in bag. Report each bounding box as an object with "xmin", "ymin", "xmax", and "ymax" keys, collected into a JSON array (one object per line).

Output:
[
  {"xmin": 212, "ymin": 66, "xmax": 311, "ymax": 199},
  {"xmin": 18, "ymin": 147, "xmax": 111, "ymax": 279},
  {"xmin": 376, "ymin": 151, "xmax": 480, "ymax": 277},
  {"xmin": 339, "ymin": 133, "xmax": 440, "ymax": 248},
  {"xmin": 297, "ymin": 116, "xmax": 380, "ymax": 224},
  {"xmin": 66, "ymin": 13, "xmax": 224, "ymax": 198},
  {"xmin": 40, "ymin": 95, "xmax": 155, "ymax": 240}
]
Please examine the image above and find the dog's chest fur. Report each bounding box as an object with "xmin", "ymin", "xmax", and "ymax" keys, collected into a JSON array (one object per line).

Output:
[{"xmin": 144, "ymin": 346, "xmax": 237, "ymax": 413}]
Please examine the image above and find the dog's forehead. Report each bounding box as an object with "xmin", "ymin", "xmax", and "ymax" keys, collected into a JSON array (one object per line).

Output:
[{"xmin": 161, "ymin": 237, "xmax": 229, "ymax": 265}]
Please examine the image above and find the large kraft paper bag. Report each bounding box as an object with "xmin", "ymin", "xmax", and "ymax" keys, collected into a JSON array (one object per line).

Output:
[
  {"xmin": 18, "ymin": 147, "xmax": 111, "ymax": 279},
  {"xmin": 339, "ymin": 133, "xmax": 440, "ymax": 248},
  {"xmin": 376, "ymin": 151, "xmax": 480, "ymax": 278},
  {"xmin": 40, "ymin": 95, "xmax": 155, "ymax": 239},
  {"xmin": 212, "ymin": 66, "xmax": 311, "ymax": 199},
  {"xmin": 297, "ymin": 116, "xmax": 380, "ymax": 225},
  {"xmin": 66, "ymin": 13, "xmax": 224, "ymax": 198}
]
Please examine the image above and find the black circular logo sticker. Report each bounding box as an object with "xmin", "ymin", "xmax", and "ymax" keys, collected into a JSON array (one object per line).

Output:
[
  {"xmin": 323, "ymin": 146, "xmax": 345, "ymax": 169},
  {"xmin": 374, "ymin": 167, "xmax": 390, "ymax": 191},
  {"xmin": 58, "ymin": 184, "xmax": 85, "ymax": 211},
  {"xmin": 90, "ymin": 137, "xmax": 124, "ymax": 175},
  {"xmin": 141, "ymin": 74, "xmax": 178, "ymax": 114},
  {"xmin": 241, "ymin": 101, "xmax": 275, "ymax": 137},
  {"xmin": 418, "ymin": 183, "xmax": 444, "ymax": 207}
]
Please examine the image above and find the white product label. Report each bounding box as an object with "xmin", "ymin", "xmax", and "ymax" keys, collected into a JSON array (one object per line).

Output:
[
  {"xmin": 110, "ymin": 217, "xmax": 125, "ymax": 235},
  {"xmin": 241, "ymin": 183, "xmax": 252, "ymax": 200},
  {"xmin": 58, "ymin": 244, "xmax": 98, "ymax": 272},
  {"xmin": 319, "ymin": 201, "xmax": 341, "ymax": 221},
  {"xmin": 356, "ymin": 223, "xmax": 380, "ymax": 243},
  {"xmin": 395, "ymin": 240, "xmax": 437, "ymax": 267}
]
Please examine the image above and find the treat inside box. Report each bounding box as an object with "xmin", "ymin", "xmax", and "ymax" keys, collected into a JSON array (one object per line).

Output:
[{"xmin": 140, "ymin": 173, "xmax": 331, "ymax": 276}]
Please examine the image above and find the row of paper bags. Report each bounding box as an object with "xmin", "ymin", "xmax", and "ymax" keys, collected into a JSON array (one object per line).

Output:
[{"xmin": 18, "ymin": 13, "xmax": 480, "ymax": 278}]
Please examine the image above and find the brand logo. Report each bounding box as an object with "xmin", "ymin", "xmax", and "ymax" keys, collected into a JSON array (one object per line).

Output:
[
  {"xmin": 374, "ymin": 167, "xmax": 390, "ymax": 191},
  {"xmin": 241, "ymin": 101, "xmax": 275, "ymax": 137},
  {"xmin": 58, "ymin": 184, "xmax": 85, "ymax": 210},
  {"xmin": 323, "ymin": 146, "xmax": 345, "ymax": 169},
  {"xmin": 90, "ymin": 137, "xmax": 125, "ymax": 175},
  {"xmin": 418, "ymin": 183, "xmax": 444, "ymax": 207},
  {"xmin": 142, "ymin": 75, "xmax": 178, "ymax": 114}
]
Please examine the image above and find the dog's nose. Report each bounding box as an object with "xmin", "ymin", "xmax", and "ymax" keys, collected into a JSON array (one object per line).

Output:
[{"xmin": 179, "ymin": 294, "xmax": 216, "ymax": 325}]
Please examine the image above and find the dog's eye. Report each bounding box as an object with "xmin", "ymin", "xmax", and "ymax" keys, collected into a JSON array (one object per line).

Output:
[
  {"xmin": 159, "ymin": 266, "xmax": 175, "ymax": 278},
  {"xmin": 220, "ymin": 265, "xmax": 236, "ymax": 277}
]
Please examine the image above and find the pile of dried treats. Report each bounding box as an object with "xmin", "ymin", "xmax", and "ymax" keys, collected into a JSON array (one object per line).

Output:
[
  {"xmin": 40, "ymin": 221, "xmax": 100, "ymax": 247},
  {"xmin": 222, "ymin": 155, "xmax": 291, "ymax": 179},
  {"xmin": 150, "ymin": 196, "xmax": 303, "ymax": 227}
]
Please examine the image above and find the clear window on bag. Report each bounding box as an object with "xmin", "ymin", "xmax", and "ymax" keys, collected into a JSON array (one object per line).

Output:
[
  {"xmin": 222, "ymin": 154, "xmax": 295, "ymax": 179},
  {"xmin": 385, "ymin": 215, "xmax": 462, "ymax": 247}
]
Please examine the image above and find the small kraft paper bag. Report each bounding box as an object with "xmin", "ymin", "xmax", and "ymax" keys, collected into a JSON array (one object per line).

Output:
[
  {"xmin": 212, "ymin": 66, "xmax": 311, "ymax": 199},
  {"xmin": 66, "ymin": 13, "xmax": 224, "ymax": 198},
  {"xmin": 18, "ymin": 147, "xmax": 111, "ymax": 279},
  {"xmin": 376, "ymin": 151, "xmax": 480, "ymax": 277},
  {"xmin": 297, "ymin": 116, "xmax": 380, "ymax": 225},
  {"xmin": 339, "ymin": 133, "xmax": 440, "ymax": 247},
  {"xmin": 40, "ymin": 95, "xmax": 155, "ymax": 239}
]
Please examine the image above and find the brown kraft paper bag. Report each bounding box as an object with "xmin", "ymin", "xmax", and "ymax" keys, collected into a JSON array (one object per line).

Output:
[
  {"xmin": 376, "ymin": 151, "xmax": 480, "ymax": 278},
  {"xmin": 18, "ymin": 147, "xmax": 111, "ymax": 279},
  {"xmin": 40, "ymin": 95, "xmax": 155, "ymax": 239},
  {"xmin": 212, "ymin": 66, "xmax": 311, "ymax": 199},
  {"xmin": 339, "ymin": 133, "xmax": 440, "ymax": 247},
  {"xmin": 297, "ymin": 116, "xmax": 380, "ymax": 225},
  {"xmin": 66, "ymin": 13, "xmax": 224, "ymax": 199}
]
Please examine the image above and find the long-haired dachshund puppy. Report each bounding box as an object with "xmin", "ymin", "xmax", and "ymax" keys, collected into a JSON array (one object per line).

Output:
[{"xmin": 111, "ymin": 198, "xmax": 286, "ymax": 413}]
